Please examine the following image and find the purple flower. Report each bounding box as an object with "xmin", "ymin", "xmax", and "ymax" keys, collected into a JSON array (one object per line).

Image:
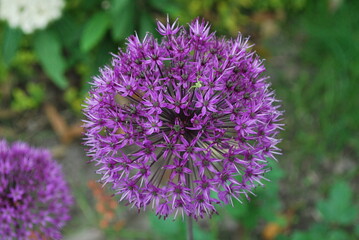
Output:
[
  {"xmin": 0, "ymin": 139, "xmax": 73, "ymax": 239},
  {"xmin": 83, "ymin": 17, "xmax": 283, "ymax": 220}
]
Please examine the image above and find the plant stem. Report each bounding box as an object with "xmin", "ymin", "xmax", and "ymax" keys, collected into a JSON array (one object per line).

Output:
[{"xmin": 186, "ymin": 216, "xmax": 194, "ymax": 240}]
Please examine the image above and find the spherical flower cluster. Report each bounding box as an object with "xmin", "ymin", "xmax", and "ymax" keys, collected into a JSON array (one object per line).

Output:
[
  {"xmin": 0, "ymin": 0, "xmax": 65, "ymax": 34},
  {"xmin": 0, "ymin": 139, "xmax": 73, "ymax": 239},
  {"xmin": 83, "ymin": 17, "xmax": 283, "ymax": 220}
]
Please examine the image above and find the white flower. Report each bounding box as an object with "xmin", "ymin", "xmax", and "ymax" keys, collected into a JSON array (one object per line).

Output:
[{"xmin": 0, "ymin": 0, "xmax": 65, "ymax": 34}]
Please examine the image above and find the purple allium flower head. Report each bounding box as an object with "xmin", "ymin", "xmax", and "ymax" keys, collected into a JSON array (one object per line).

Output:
[
  {"xmin": 0, "ymin": 139, "xmax": 73, "ymax": 239},
  {"xmin": 83, "ymin": 17, "xmax": 283, "ymax": 220}
]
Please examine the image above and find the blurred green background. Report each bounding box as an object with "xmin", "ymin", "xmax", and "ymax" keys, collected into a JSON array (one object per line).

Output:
[{"xmin": 0, "ymin": 0, "xmax": 358, "ymax": 239}]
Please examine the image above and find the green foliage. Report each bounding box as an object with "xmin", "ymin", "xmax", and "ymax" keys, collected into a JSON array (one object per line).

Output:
[
  {"xmin": 72, "ymin": 187, "xmax": 98, "ymax": 227},
  {"xmin": 281, "ymin": 0, "xmax": 359, "ymax": 158},
  {"xmin": 34, "ymin": 31, "xmax": 68, "ymax": 89},
  {"xmin": 11, "ymin": 83, "xmax": 45, "ymax": 111},
  {"xmin": 176, "ymin": 0, "xmax": 308, "ymax": 36},
  {"xmin": 1, "ymin": 26, "xmax": 22, "ymax": 65},
  {"xmin": 139, "ymin": 10, "xmax": 157, "ymax": 39},
  {"xmin": 149, "ymin": 215, "xmax": 186, "ymax": 240},
  {"xmin": 226, "ymin": 160, "xmax": 285, "ymax": 230},
  {"xmin": 317, "ymin": 181, "xmax": 358, "ymax": 225},
  {"xmin": 1, "ymin": 0, "xmax": 180, "ymax": 112},
  {"xmin": 148, "ymin": 214, "xmax": 217, "ymax": 240},
  {"xmin": 81, "ymin": 12, "xmax": 110, "ymax": 52},
  {"xmin": 149, "ymin": 0, "xmax": 180, "ymax": 15},
  {"xmin": 11, "ymin": 50, "xmax": 37, "ymax": 77},
  {"xmin": 286, "ymin": 225, "xmax": 350, "ymax": 240},
  {"xmin": 110, "ymin": 0, "xmax": 135, "ymax": 40},
  {"xmin": 64, "ymin": 87, "xmax": 85, "ymax": 114},
  {"xmin": 279, "ymin": 181, "xmax": 358, "ymax": 240}
]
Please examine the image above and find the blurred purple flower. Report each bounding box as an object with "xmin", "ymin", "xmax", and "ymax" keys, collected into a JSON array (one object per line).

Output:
[
  {"xmin": 83, "ymin": 17, "xmax": 283, "ymax": 220},
  {"xmin": 0, "ymin": 139, "xmax": 73, "ymax": 239}
]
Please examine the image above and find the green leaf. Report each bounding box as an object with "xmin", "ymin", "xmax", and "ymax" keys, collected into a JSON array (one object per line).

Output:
[
  {"xmin": 290, "ymin": 224, "xmax": 327, "ymax": 240},
  {"xmin": 139, "ymin": 11, "xmax": 156, "ymax": 38},
  {"xmin": 80, "ymin": 12, "xmax": 110, "ymax": 52},
  {"xmin": 326, "ymin": 230, "xmax": 350, "ymax": 240},
  {"xmin": 355, "ymin": 224, "xmax": 359, "ymax": 237},
  {"xmin": 148, "ymin": 0, "xmax": 180, "ymax": 14},
  {"xmin": 34, "ymin": 31, "xmax": 68, "ymax": 89},
  {"xmin": 317, "ymin": 181, "xmax": 358, "ymax": 224},
  {"xmin": 53, "ymin": 14, "xmax": 82, "ymax": 48},
  {"xmin": 2, "ymin": 26, "xmax": 22, "ymax": 65},
  {"xmin": 287, "ymin": 223, "xmax": 351, "ymax": 240},
  {"xmin": 111, "ymin": 0, "xmax": 135, "ymax": 40},
  {"xmin": 111, "ymin": 0, "xmax": 129, "ymax": 13},
  {"xmin": 11, "ymin": 88, "xmax": 36, "ymax": 111},
  {"xmin": 27, "ymin": 83, "xmax": 45, "ymax": 103},
  {"xmin": 11, "ymin": 83, "xmax": 44, "ymax": 111}
]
